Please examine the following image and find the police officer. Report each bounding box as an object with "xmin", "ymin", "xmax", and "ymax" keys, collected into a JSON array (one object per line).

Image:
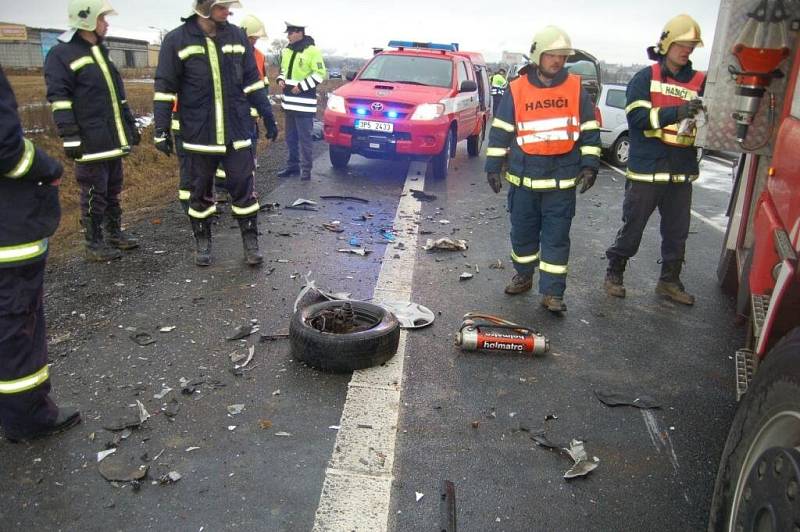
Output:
[
  {"xmin": 44, "ymin": 0, "xmax": 140, "ymax": 262},
  {"xmin": 153, "ymin": 0, "xmax": 278, "ymax": 267},
  {"xmin": 276, "ymin": 21, "xmax": 326, "ymax": 181},
  {"xmin": 490, "ymin": 68, "xmax": 508, "ymax": 113},
  {"xmin": 0, "ymin": 67, "xmax": 81, "ymax": 442},
  {"xmin": 604, "ymin": 15, "xmax": 705, "ymax": 305},
  {"xmin": 485, "ymin": 26, "xmax": 601, "ymax": 314}
]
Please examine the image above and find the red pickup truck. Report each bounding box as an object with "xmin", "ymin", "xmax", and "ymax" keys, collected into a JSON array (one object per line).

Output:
[{"xmin": 323, "ymin": 41, "xmax": 491, "ymax": 179}]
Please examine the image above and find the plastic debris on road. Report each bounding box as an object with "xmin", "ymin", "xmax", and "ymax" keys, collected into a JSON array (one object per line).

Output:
[
  {"xmin": 159, "ymin": 326, "xmax": 176, "ymax": 333},
  {"xmin": 227, "ymin": 323, "xmax": 259, "ymax": 341},
  {"xmin": 97, "ymin": 448, "xmax": 117, "ymax": 462},
  {"xmin": 459, "ymin": 272, "xmax": 473, "ymax": 281},
  {"xmin": 423, "ymin": 238, "xmax": 468, "ymax": 251},
  {"xmin": 227, "ymin": 404, "xmax": 245, "ymax": 415},
  {"xmin": 415, "ymin": 492, "xmax": 424, "ymax": 502},
  {"xmin": 378, "ymin": 300, "xmax": 435, "ymax": 329},
  {"xmin": 594, "ymin": 389, "xmax": 661, "ymax": 409},
  {"xmin": 338, "ymin": 248, "xmax": 372, "ymax": 256},
  {"xmin": 322, "ymin": 221, "xmax": 344, "ymax": 233},
  {"xmin": 136, "ymin": 400, "xmax": 151, "ymax": 424},
  {"xmin": 234, "ymin": 345, "xmax": 255, "ymax": 370},
  {"xmin": 153, "ymin": 387, "xmax": 172, "ymax": 400},
  {"xmin": 159, "ymin": 471, "xmax": 182, "ymax": 484}
]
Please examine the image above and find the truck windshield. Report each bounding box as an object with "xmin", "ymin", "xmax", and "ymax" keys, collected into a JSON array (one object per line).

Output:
[{"xmin": 359, "ymin": 55, "xmax": 453, "ymax": 88}]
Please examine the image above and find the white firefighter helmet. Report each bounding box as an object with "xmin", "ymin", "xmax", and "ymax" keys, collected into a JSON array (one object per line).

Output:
[
  {"xmin": 193, "ymin": 0, "xmax": 242, "ymax": 19},
  {"xmin": 656, "ymin": 14, "xmax": 703, "ymax": 55},
  {"xmin": 240, "ymin": 14, "xmax": 267, "ymax": 39},
  {"xmin": 530, "ymin": 25, "xmax": 575, "ymax": 65},
  {"xmin": 67, "ymin": 0, "xmax": 117, "ymax": 31}
]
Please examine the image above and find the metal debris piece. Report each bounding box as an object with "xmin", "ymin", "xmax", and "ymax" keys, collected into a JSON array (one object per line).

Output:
[
  {"xmin": 272, "ymin": 389, "xmax": 281, "ymax": 396},
  {"xmin": 259, "ymin": 333, "xmax": 289, "ymax": 342},
  {"xmin": 459, "ymin": 272, "xmax": 473, "ymax": 281},
  {"xmin": 285, "ymin": 198, "xmax": 318, "ymax": 211},
  {"xmin": 97, "ymin": 449, "xmax": 117, "ymax": 462},
  {"xmin": 545, "ymin": 413, "xmax": 558, "ymax": 421},
  {"xmin": 227, "ymin": 324, "xmax": 259, "ymax": 341},
  {"xmin": 186, "ymin": 446, "xmax": 200, "ymax": 452},
  {"xmin": 227, "ymin": 425, "xmax": 237, "ymax": 431},
  {"xmin": 234, "ymin": 345, "xmax": 255, "ymax": 370},
  {"xmin": 438, "ymin": 219, "xmax": 451, "ymax": 224},
  {"xmin": 274, "ymin": 431, "xmax": 292, "ymax": 437},
  {"xmin": 594, "ymin": 389, "xmax": 661, "ymax": 409},
  {"xmin": 320, "ymin": 195, "xmax": 369, "ymax": 203},
  {"xmin": 130, "ymin": 331, "xmax": 155, "ymax": 346},
  {"xmin": 159, "ymin": 471, "xmax": 182, "ymax": 484},
  {"xmin": 338, "ymin": 248, "xmax": 372, "ymax": 256},
  {"xmin": 227, "ymin": 404, "xmax": 245, "ymax": 415},
  {"xmin": 229, "ymin": 350, "xmax": 247, "ymax": 364},
  {"xmin": 102, "ymin": 410, "xmax": 143, "ymax": 431},
  {"xmin": 153, "ymin": 387, "xmax": 172, "ymax": 400},
  {"xmin": 322, "ymin": 222, "xmax": 344, "ymax": 233},
  {"xmin": 159, "ymin": 326, "xmax": 176, "ymax": 333},
  {"xmin": 410, "ymin": 189, "xmax": 437, "ymax": 202},
  {"xmin": 293, "ymin": 274, "xmax": 356, "ymax": 312},
  {"xmin": 415, "ymin": 492, "xmax": 424, "ymax": 502},
  {"xmin": 529, "ymin": 430, "xmax": 561, "ymax": 450},
  {"xmin": 563, "ymin": 439, "xmax": 599, "ymax": 479},
  {"xmin": 489, "ymin": 259, "xmax": 504, "ymax": 269},
  {"xmin": 291, "ymin": 198, "xmax": 317, "ymax": 207},
  {"xmin": 378, "ymin": 300, "xmax": 435, "ymax": 329},
  {"xmin": 423, "ymin": 238, "xmax": 468, "ymax": 251},
  {"xmin": 98, "ymin": 454, "xmax": 149, "ymax": 482}
]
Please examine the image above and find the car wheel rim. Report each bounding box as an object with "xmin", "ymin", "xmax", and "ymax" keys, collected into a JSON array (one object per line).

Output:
[
  {"xmin": 617, "ymin": 140, "xmax": 629, "ymax": 163},
  {"xmin": 305, "ymin": 302, "xmax": 383, "ymax": 334},
  {"xmin": 729, "ymin": 410, "xmax": 800, "ymax": 531}
]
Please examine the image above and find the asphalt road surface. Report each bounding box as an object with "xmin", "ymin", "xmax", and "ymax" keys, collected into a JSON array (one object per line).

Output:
[{"xmin": 0, "ymin": 141, "xmax": 743, "ymax": 531}]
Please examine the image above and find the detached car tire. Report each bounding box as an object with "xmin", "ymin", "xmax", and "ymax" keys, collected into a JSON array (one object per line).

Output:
[
  {"xmin": 708, "ymin": 327, "xmax": 800, "ymax": 531},
  {"xmin": 290, "ymin": 300, "xmax": 400, "ymax": 373}
]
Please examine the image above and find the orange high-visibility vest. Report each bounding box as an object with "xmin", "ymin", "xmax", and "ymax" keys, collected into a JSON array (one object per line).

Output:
[
  {"xmin": 646, "ymin": 63, "xmax": 705, "ymax": 147},
  {"xmin": 254, "ymin": 48, "xmax": 266, "ymax": 80},
  {"xmin": 510, "ymin": 73, "xmax": 581, "ymax": 156}
]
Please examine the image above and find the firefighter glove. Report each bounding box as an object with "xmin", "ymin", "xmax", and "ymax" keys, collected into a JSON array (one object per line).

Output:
[
  {"xmin": 129, "ymin": 125, "xmax": 141, "ymax": 146},
  {"xmin": 154, "ymin": 129, "xmax": 173, "ymax": 157},
  {"xmin": 487, "ymin": 172, "xmax": 502, "ymax": 193},
  {"xmin": 676, "ymin": 98, "xmax": 704, "ymax": 122},
  {"xmin": 264, "ymin": 116, "xmax": 279, "ymax": 141},
  {"xmin": 576, "ymin": 166, "xmax": 597, "ymax": 194},
  {"xmin": 59, "ymin": 124, "xmax": 82, "ymax": 160}
]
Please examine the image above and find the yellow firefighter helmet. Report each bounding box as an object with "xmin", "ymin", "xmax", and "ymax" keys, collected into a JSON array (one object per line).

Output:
[
  {"xmin": 194, "ymin": 0, "xmax": 242, "ymax": 19},
  {"xmin": 68, "ymin": 0, "xmax": 117, "ymax": 31},
  {"xmin": 657, "ymin": 14, "xmax": 703, "ymax": 54},
  {"xmin": 530, "ymin": 26, "xmax": 575, "ymax": 65},
  {"xmin": 240, "ymin": 14, "xmax": 267, "ymax": 39}
]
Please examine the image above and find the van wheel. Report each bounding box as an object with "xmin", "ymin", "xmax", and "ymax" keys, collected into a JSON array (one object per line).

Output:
[
  {"xmin": 708, "ymin": 328, "xmax": 800, "ymax": 531},
  {"xmin": 431, "ymin": 129, "xmax": 454, "ymax": 179},
  {"xmin": 610, "ymin": 134, "xmax": 629, "ymax": 167},
  {"xmin": 329, "ymin": 146, "xmax": 351, "ymax": 169},
  {"xmin": 289, "ymin": 300, "xmax": 400, "ymax": 373},
  {"xmin": 467, "ymin": 122, "xmax": 484, "ymax": 157}
]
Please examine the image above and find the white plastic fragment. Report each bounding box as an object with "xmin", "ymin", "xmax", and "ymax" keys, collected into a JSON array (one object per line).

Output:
[
  {"xmin": 136, "ymin": 400, "xmax": 151, "ymax": 424},
  {"xmin": 154, "ymin": 387, "xmax": 172, "ymax": 400},
  {"xmin": 415, "ymin": 492, "xmax": 424, "ymax": 502},
  {"xmin": 159, "ymin": 326, "xmax": 176, "ymax": 332},
  {"xmin": 97, "ymin": 448, "xmax": 117, "ymax": 462},
  {"xmin": 227, "ymin": 404, "xmax": 245, "ymax": 415}
]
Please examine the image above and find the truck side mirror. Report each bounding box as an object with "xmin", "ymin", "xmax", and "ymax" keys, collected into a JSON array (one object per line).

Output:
[
  {"xmin": 459, "ymin": 80, "xmax": 477, "ymax": 93},
  {"xmin": 345, "ymin": 71, "xmax": 357, "ymax": 81}
]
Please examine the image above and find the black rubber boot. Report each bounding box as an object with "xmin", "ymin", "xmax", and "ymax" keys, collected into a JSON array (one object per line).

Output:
[
  {"xmin": 277, "ymin": 167, "xmax": 300, "ymax": 178},
  {"xmin": 190, "ymin": 218, "xmax": 212, "ymax": 267},
  {"xmin": 104, "ymin": 205, "xmax": 139, "ymax": 250},
  {"xmin": 655, "ymin": 260, "xmax": 695, "ymax": 306},
  {"xmin": 504, "ymin": 273, "xmax": 533, "ymax": 295},
  {"xmin": 238, "ymin": 216, "xmax": 263, "ymax": 266},
  {"xmin": 83, "ymin": 215, "xmax": 122, "ymax": 262},
  {"xmin": 604, "ymin": 256, "xmax": 627, "ymax": 298},
  {"xmin": 4, "ymin": 406, "xmax": 81, "ymax": 443}
]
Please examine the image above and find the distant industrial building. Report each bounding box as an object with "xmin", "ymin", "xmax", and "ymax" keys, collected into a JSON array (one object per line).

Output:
[{"xmin": 0, "ymin": 22, "xmax": 152, "ymax": 69}]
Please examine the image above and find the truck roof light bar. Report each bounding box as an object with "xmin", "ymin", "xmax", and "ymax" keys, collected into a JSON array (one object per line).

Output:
[{"xmin": 387, "ymin": 40, "xmax": 459, "ymax": 52}]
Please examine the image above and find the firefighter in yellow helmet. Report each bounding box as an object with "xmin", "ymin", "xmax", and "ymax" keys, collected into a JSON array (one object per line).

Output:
[
  {"xmin": 44, "ymin": 0, "xmax": 141, "ymax": 262},
  {"xmin": 604, "ymin": 14, "xmax": 705, "ymax": 305},
  {"xmin": 485, "ymin": 25, "xmax": 601, "ymax": 314}
]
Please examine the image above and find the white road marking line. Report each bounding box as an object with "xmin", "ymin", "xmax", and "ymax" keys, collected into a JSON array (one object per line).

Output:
[
  {"xmin": 641, "ymin": 410, "xmax": 680, "ymax": 474},
  {"xmin": 600, "ymin": 161, "xmax": 726, "ymax": 233},
  {"xmin": 312, "ymin": 160, "xmax": 427, "ymax": 532}
]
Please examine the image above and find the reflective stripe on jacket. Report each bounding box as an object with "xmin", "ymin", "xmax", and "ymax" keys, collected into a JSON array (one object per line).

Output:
[
  {"xmin": 643, "ymin": 63, "xmax": 704, "ymax": 146},
  {"xmin": 0, "ymin": 66, "xmax": 62, "ymax": 267},
  {"xmin": 153, "ymin": 17, "xmax": 273, "ymax": 153},
  {"xmin": 277, "ymin": 36, "xmax": 326, "ymax": 113},
  {"xmin": 44, "ymin": 33, "xmax": 136, "ymax": 162},
  {"xmin": 510, "ymin": 73, "xmax": 581, "ymax": 156}
]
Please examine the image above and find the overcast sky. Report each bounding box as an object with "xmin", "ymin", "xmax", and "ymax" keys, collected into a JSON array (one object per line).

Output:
[{"xmin": 8, "ymin": 0, "xmax": 721, "ymax": 67}]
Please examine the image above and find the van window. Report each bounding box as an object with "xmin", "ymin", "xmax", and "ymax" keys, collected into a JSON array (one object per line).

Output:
[
  {"xmin": 605, "ymin": 89, "xmax": 626, "ymax": 109},
  {"xmin": 359, "ymin": 54, "xmax": 453, "ymax": 88},
  {"xmin": 457, "ymin": 61, "xmax": 470, "ymax": 85}
]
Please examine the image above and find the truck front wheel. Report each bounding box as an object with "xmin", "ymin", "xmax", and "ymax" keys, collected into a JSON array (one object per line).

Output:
[
  {"xmin": 708, "ymin": 328, "xmax": 800, "ymax": 531},
  {"xmin": 329, "ymin": 146, "xmax": 351, "ymax": 169},
  {"xmin": 431, "ymin": 128, "xmax": 454, "ymax": 180}
]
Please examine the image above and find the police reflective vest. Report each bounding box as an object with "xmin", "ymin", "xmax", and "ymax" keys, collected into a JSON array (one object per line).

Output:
[
  {"xmin": 490, "ymin": 74, "xmax": 507, "ymax": 95},
  {"xmin": 644, "ymin": 63, "xmax": 705, "ymax": 147},
  {"xmin": 509, "ymin": 73, "xmax": 581, "ymax": 156},
  {"xmin": 0, "ymin": 67, "xmax": 62, "ymax": 267},
  {"xmin": 44, "ymin": 33, "xmax": 137, "ymax": 163},
  {"xmin": 153, "ymin": 17, "xmax": 273, "ymax": 154},
  {"xmin": 277, "ymin": 35, "xmax": 327, "ymax": 113}
]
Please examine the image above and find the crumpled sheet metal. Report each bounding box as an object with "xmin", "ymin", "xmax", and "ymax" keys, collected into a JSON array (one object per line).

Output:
[
  {"xmin": 423, "ymin": 238, "xmax": 468, "ymax": 251},
  {"xmin": 531, "ymin": 431, "xmax": 599, "ymax": 479},
  {"xmin": 594, "ymin": 389, "xmax": 661, "ymax": 409}
]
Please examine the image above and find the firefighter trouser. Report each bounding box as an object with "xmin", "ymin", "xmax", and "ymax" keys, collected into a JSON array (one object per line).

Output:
[
  {"xmin": 177, "ymin": 144, "xmax": 191, "ymax": 213},
  {"xmin": 508, "ymin": 185, "xmax": 576, "ymax": 297},
  {"xmin": 284, "ymin": 111, "xmax": 313, "ymax": 175},
  {"xmin": 75, "ymin": 158, "xmax": 123, "ymax": 218},
  {"xmin": 184, "ymin": 147, "xmax": 258, "ymax": 219},
  {"xmin": 492, "ymin": 94, "xmax": 503, "ymax": 114},
  {"xmin": 606, "ymin": 180, "xmax": 692, "ymax": 263},
  {"xmin": 0, "ymin": 258, "xmax": 58, "ymax": 436}
]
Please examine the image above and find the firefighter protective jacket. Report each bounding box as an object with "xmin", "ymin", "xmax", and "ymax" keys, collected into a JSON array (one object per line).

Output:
[
  {"xmin": 0, "ymin": 68, "xmax": 63, "ymax": 267},
  {"xmin": 624, "ymin": 59, "xmax": 706, "ymax": 183},
  {"xmin": 154, "ymin": 17, "xmax": 274, "ymax": 154},
  {"xmin": 485, "ymin": 67, "xmax": 601, "ymax": 189},
  {"xmin": 276, "ymin": 35, "xmax": 327, "ymax": 113},
  {"xmin": 44, "ymin": 33, "xmax": 137, "ymax": 163}
]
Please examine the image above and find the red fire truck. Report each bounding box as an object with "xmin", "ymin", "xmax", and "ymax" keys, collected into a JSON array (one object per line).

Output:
[{"xmin": 700, "ymin": 0, "xmax": 800, "ymax": 529}]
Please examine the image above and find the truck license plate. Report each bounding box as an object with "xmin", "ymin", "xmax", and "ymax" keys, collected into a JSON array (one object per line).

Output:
[{"xmin": 354, "ymin": 119, "xmax": 393, "ymax": 133}]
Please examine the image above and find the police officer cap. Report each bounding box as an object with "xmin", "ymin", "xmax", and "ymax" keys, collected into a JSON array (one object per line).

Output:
[{"xmin": 284, "ymin": 21, "xmax": 306, "ymax": 33}]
